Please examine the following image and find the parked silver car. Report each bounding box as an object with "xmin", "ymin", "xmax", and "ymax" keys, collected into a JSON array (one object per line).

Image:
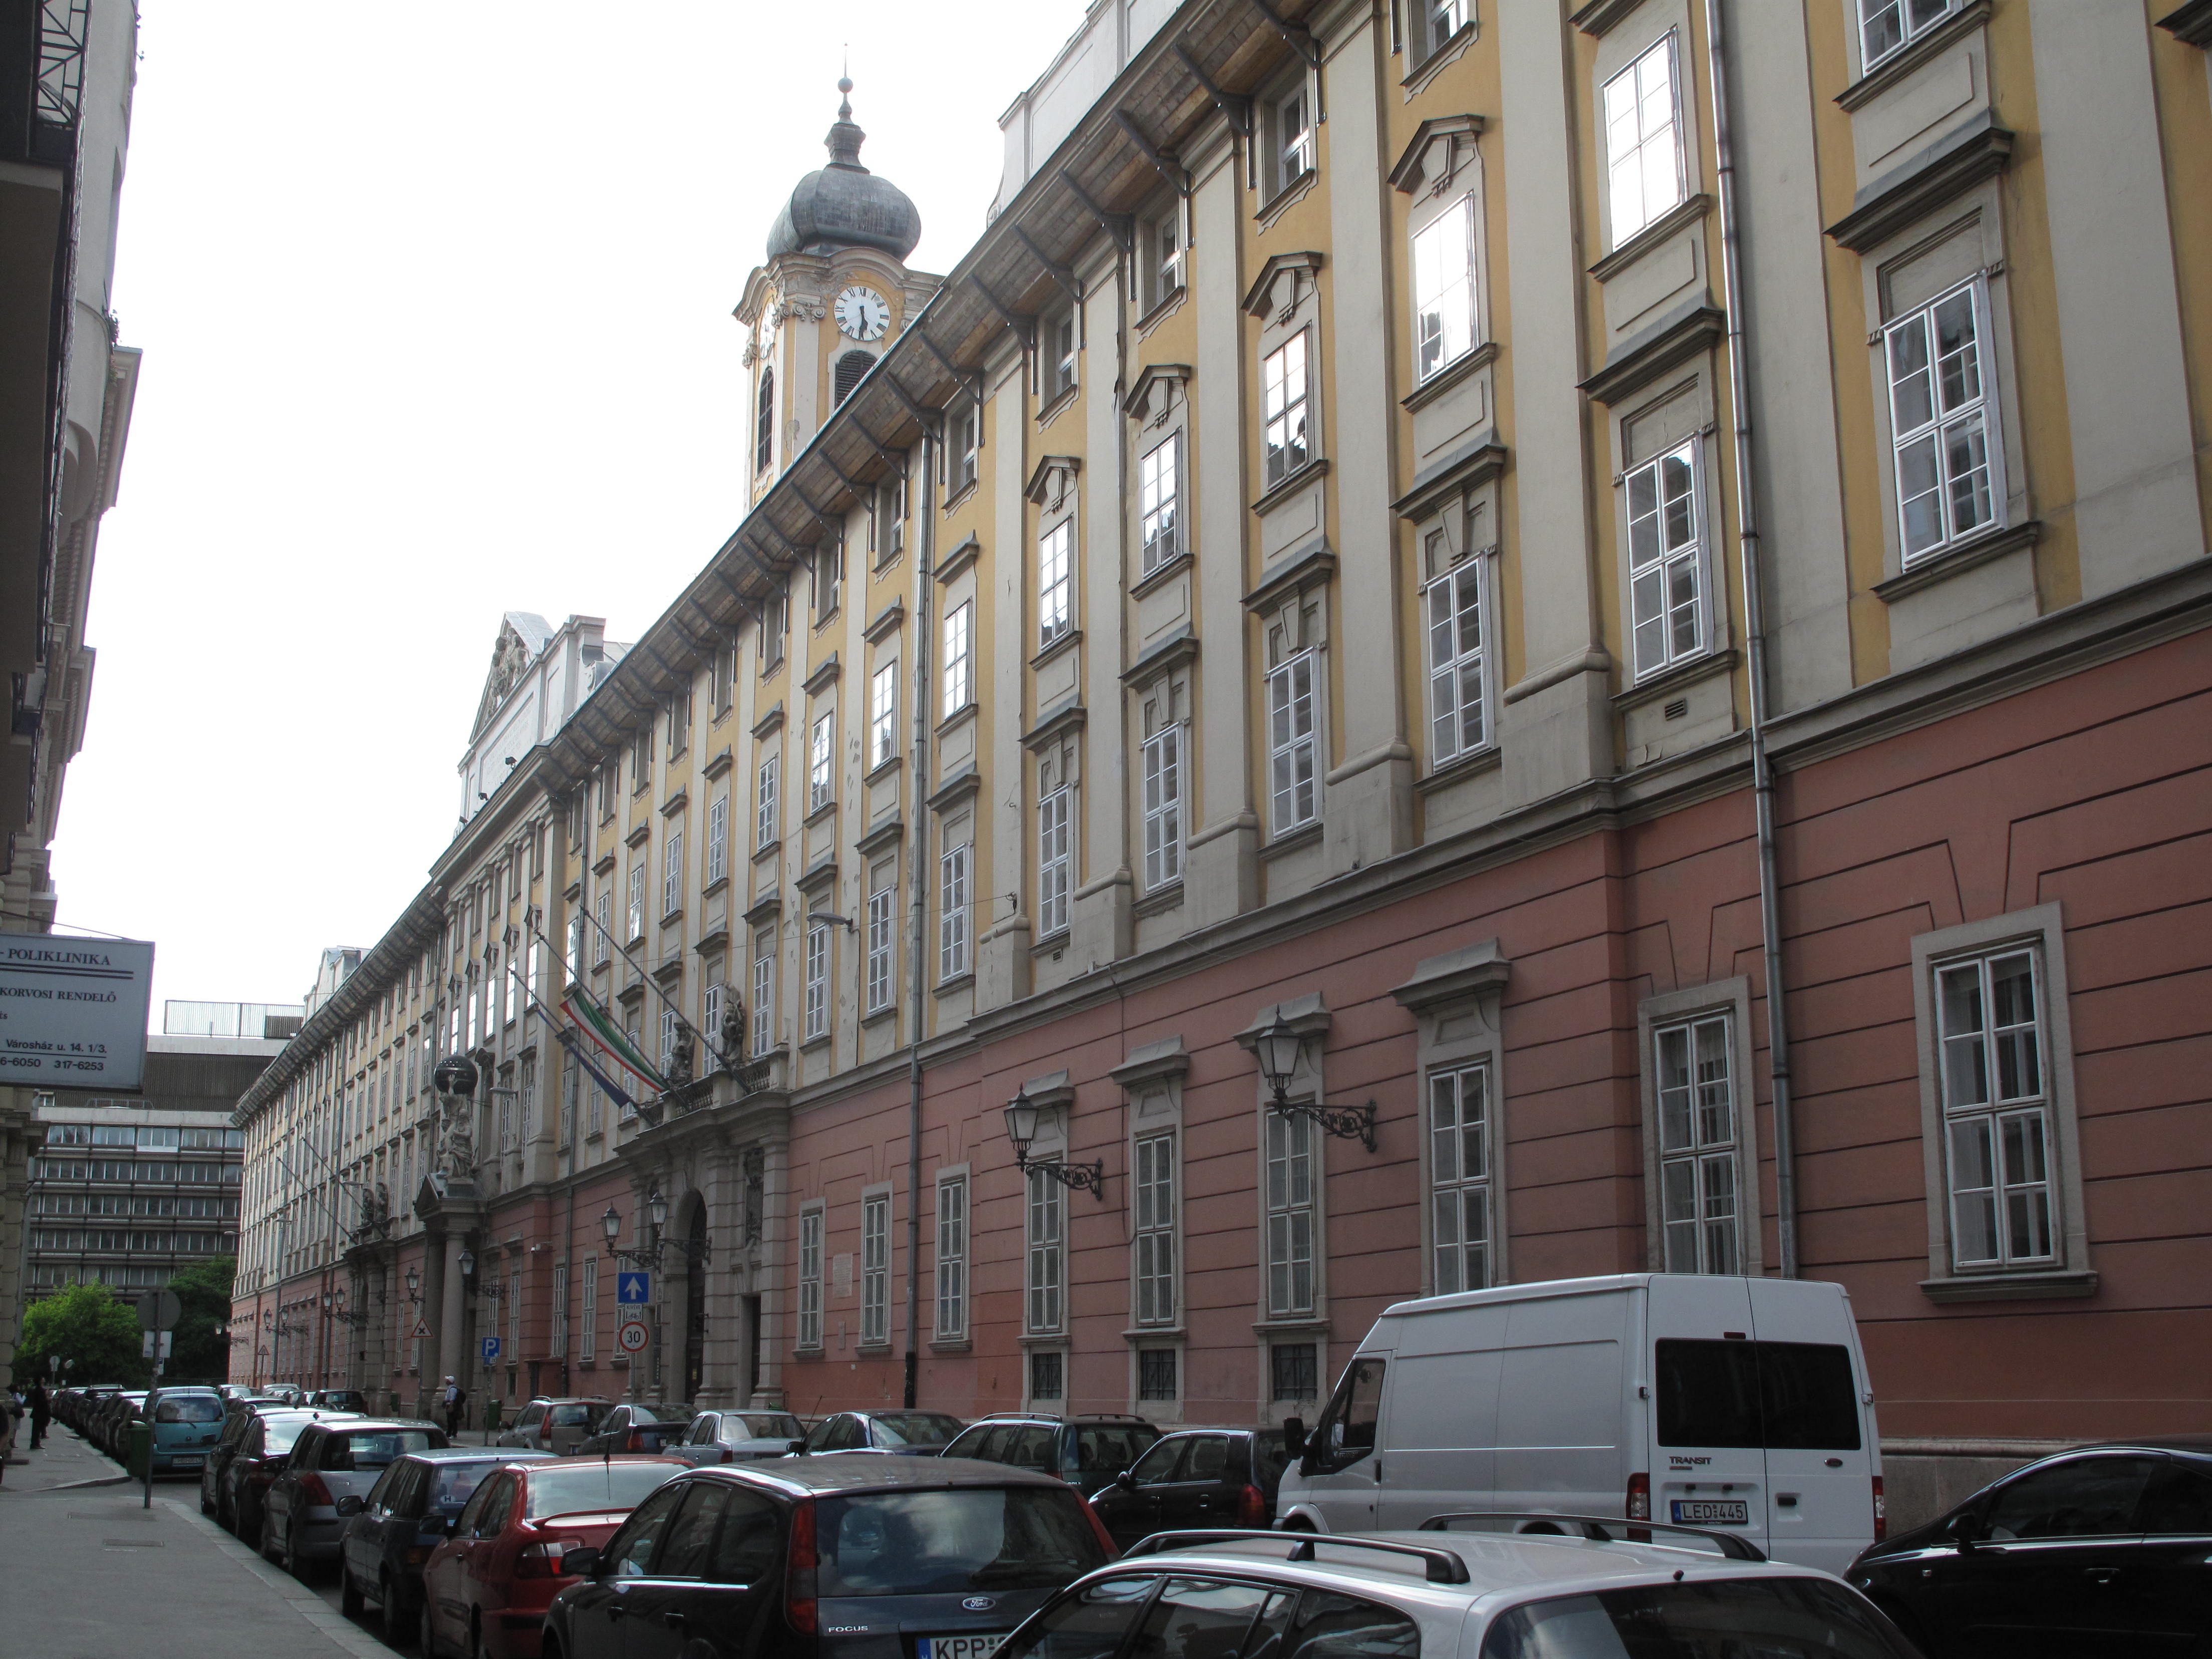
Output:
[
  {"xmin": 493, "ymin": 1396, "xmax": 615, "ymax": 1456},
  {"xmin": 664, "ymin": 1408, "xmax": 807, "ymax": 1466},
  {"xmin": 259, "ymin": 1418, "xmax": 447, "ymax": 1580}
]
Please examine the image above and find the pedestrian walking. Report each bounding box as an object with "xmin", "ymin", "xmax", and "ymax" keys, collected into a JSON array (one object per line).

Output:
[
  {"xmin": 28, "ymin": 1380, "xmax": 50, "ymax": 1450},
  {"xmin": 441, "ymin": 1376, "xmax": 467, "ymax": 1438}
]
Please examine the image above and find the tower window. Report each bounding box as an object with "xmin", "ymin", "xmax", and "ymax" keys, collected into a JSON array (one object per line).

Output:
[
  {"xmin": 835, "ymin": 349, "xmax": 875, "ymax": 406},
  {"xmin": 754, "ymin": 368, "xmax": 775, "ymax": 474}
]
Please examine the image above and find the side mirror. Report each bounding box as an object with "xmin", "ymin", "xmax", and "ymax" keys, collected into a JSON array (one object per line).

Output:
[
  {"xmin": 1114, "ymin": 1470, "xmax": 1137, "ymax": 1491},
  {"xmin": 335, "ymin": 1496, "xmax": 366, "ymax": 1518},
  {"xmin": 1952, "ymin": 1511, "xmax": 1982, "ymax": 1552},
  {"xmin": 561, "ymin": 1546, "xmax": 601, "ymax": 1577},
  {"xmin": 786, "ymin": 1440, "xmax": 806, "ymax": 1456},
  {"xmin": 1282, "ymin": 1418, "xmax": 1307, "ymax": 1460}
]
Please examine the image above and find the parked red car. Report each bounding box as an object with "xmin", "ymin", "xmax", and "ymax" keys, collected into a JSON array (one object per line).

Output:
[{"xmin": 418, "ymin": 1456, "xmax": 685, "ymax": 1659}]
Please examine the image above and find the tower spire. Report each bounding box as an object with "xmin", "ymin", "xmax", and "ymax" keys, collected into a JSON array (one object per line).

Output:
[{"xmin": 826, "ymin": 72, "xmax": 865, "ymax": 170}]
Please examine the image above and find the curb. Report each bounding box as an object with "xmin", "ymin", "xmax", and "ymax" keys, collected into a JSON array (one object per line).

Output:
[{"xmin": 43, "ymin": 1473, "xmax": 134, "ymax": 1491}]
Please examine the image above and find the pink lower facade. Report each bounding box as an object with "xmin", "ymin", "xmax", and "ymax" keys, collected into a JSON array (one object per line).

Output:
[{"xmin": 237, "ymin": 627, "xmax": 2212, "ymax": 1470}]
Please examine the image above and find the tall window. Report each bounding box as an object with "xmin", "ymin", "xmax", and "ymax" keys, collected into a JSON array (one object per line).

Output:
[
  {"xmin": 866, "ymin": 870, "xmax": 895, "ymax": 1015},
  {"xmin": 1140, "ymin": 433, "xmax": 1180, "ymax": 573},
  {"xmin": 754, "ymin": 368, "xmax": 774, "ymax": 474},
  {"xmin": 751, "ymin": 935, "xmax": 775, "ymax": 1055},
  {"xmin": 508, "ymin": 1269, "xmax": 521, "ymax": 1363},
  {"xmin": 1885, "ymin": 276, "xmax": 1999, "ymax": 564},
  {"xmin": 809, "ymin": 711, "xmax": 835, "ymax": 811},
  {"xmin": 870, "ymin": 661, "xmax": 899, "ymax": 769},
  {"xmin": 797, "ymin": 1209, "xmax": 823, "ymax": 1348},
  {"xmin": 1275, "ymin": 83, "xmax": 1313, "ymax": 186},
  {"xmin": 861, "ymin": 1193, "xmax": 889, "ymax": 1345},
  {"xmin": 1603, "ymin": 33, "xmax": 1684, "ymax": 245},
  {"xmin": 1626, "ymin": 440, "xmax": 1705, "ymax": 679},
  {"xmin": 702, "ymin": 980, "xmax": 723, "ymax": 1058},
  {"xmin": 1412, "ymin": 195, "xmax": 1477, "ymax": 383},
  {"xmin": 627, "ymin": 864, "xmax": 646, "ymax": 940},
  {"xmin": 659, "ymin": 1005, "xmax": 679, "ymax": 1074},
  {"xmin": 579, "ymin": 1258, "xmax": 598, "ymax": 1361},
  {"xmin": 1860, "ymin": 0, "xmax": 1959, "ymax": 69},
  {"xmin": 811, "ymin": 542, "xmax": 842, "ymax": 622},
  {"xmin": 1037, "ymin": 787, "xmax": 1072, "ymax": 937},
  {"xmin": 1265, "ymin": 1111, "xmax": 1315, "ymax": 1315},
  {"xmin": 1420, "ymin": 0, "xmax": 1467, "ymax": 55},
  {"xmin": 1049, "ymin": 311, "xmax": 1077, "ymax": 399},
  {"xmin": 706, "ymin": 795, "xmax": 727, "ymax": 887},
  {"xmin": 662, "ymin": 830, "xmax": 683, "ymax": 917},
  {"xmin": 594, "ymin": 892, "xmax": 612, "ymax": 965},
  {"xmin": 935, "ymin": 1175, "xmax": 968, "ymax": 1338},
  {"xmin": 1039, "ymin": 520, "xmax": 1073, "ymax": 647},
  {"xmin": 942, "ymin": 603, "xmax": 973, "ymax": 716},
  {"xmin": 713, "ymin": 641, "xmax": 735, "ymax": 713},
  {"xmin": 1134, "ymin": 1134, "xmax": 1176, "ymax": 1325},
  {"xmin": 756, "ymin": 755, "xmax": 779, "ymax": 850},
  {"xmin": 551, "ymin": 1260, "xmax": 569, "ymax": 1355},
  {"xmin": 1429, "ymin": 1063, "xmax": 1492, "ymax": 1294},
  {"xmin": 1025, "ymin": 1167, "xmax": 1064, "ymax": 1332},
  {"xmin": 1268, "ymin": 654, "xmax": 1318, "ymax": 834},
  {"xmin": 939, "ymin": 843, "xmax": 971, "ymax": 981},
  {"xmin": 1936, "ymin": 947, "xmax": 2053, "ymax": 1269},
  {"xmin": 1654, "ymin": 1015, "xmax": 1738, "ymax": 1275},
  {"xmin": 1262, "ymin": 335, "xmax": 1310, "ymax": 486},
  {"xmin": 1427, "ymin": 563, "xmax": 1488, "ymax": 763},
  {"xmin": 955, "ymin": 406, "xmax": 979, "ymax": 491},
  {"xmin": 1151, "ymin": 206, "xmax": 1183, "ymax": 305},
  {"xmin": 883, "ymin": 472, "xmax": 906, "ymax": 559},
  {"xmin": 1142, "ymin": 725, "xmax": 1183, "ymax": 889},
  {"xmin": 804, "ymin": 916, "xmax": 831, "ymax": 1041}
]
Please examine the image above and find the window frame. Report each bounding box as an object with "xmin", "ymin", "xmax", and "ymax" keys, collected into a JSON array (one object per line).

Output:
[
  {"xmin": 756, "ymin": 754, "xmax": 779, "ymax": 851},
  {"xmin": 1882, "ymin": 273, "xmax": 2007, "ymax": 566},
  {"xmin": 705, "ymin": 794, "xmax": 728, "ymax": 888},
  {"xmin": 934, "ymin": 1171, "xmax": 969, "ymax": 1340},
  {"xmin": 1025, "ymin": 1165, "xmax": 1066, "ymax": 1334},
  {"xmin": 1261, "ymin": 332, "xmax": 1312, "ymax": 488},
  {"xmin": 869, "ymin": 659, "xmax": 899, "ymax": 770},
  {"xmin": 939, "ymin": 841, "xmax": 972, "ymax": 982},
  {"xmin": 1601, "ymin": 30, "xmax": 1686, "ymax": 248},
  {"xmin": 1139, "ymin": 430, "xmax": 1181, "ymax": 575},
  {"xmin": 860, "ymin": 1189, "xmax": 890, "ymax": 1347},
  {"xmin": 942, "ymin": 602, "xmax": 973, "ymax": 717},
  {"xmin": 753, "ymin": 367, "xmax": 774, "ymax": 475},
  {"xmin": 796, "ymin": 1204, "xmax": 824, "ymax": 1350},
  {"xmin": 662, "ymin": 828, "xmax": 684, "ymax": 918},
  {"xmin": 865, "ymin": 869, "xmax": 896, "ymax": 1016},
  {"xmin": 578, "ymin": 1257, "xmax": 598, "ymax": 1361},
  {"xmin": 1427, "ymin": 1060, "xmax": 1494, "ymax": 1296},
  {"xmin": 1411, "ymin": 192, "xmax": 1479, "ymax": 385},
  {"xmin": 1038, "ymin": 518, "xmax": 1074, "ymax": 648},
  {"xmin": 1637, "ymin": 979, "xmax": 1761, "ymax": 1279},
  {"xmin": 1141, "ymin": 723, "xmax": 1184, "ymax": 891},
  {"xmin": 808, "ymin": 710, "xmax": 835, "ymax": 813},
  {"xmin": 1133, "ymin": 1132, "xmax": 1177, "ymax": 1326},
  {"xmin": 1424, "ymin": 557, "xmax": 1490, "ymax": 767},
  {"xmin": 1266, "ymin": 651, "xmax": 1319, "ymax": 836},
  {"xmin": 1621, "ymin": 434, "xmax": 1715, "ymax": 682},
  {"xmin": 1858, "ymin": 0, "xmax": 1962, "ymax": 74},
  {"xmin": 1264, "ymin": 1109, "xmax": 1316, "ymax": 1317},
  {"xmin": 750, "ymin": 934, "xmax": 776, "ymax": 1056},
  {"xmin": 803, "ymin": 914, "xmax": 831, "ymax": 1042},
  {"xmin": 1272, "ymin": 80, "xmax": 1314, "ymax": 194},
  {"xmin": 1037, "ymin": 785, "xmax": 1073, "ymax": 939}
]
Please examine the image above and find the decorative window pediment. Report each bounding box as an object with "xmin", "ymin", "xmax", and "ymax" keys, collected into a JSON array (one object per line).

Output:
[{"xmin": 1388, "ymin": 114, "xmax": 1485, "ymax": 196}]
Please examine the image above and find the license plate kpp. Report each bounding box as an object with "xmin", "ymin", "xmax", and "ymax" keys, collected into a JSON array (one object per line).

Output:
[{"xmin": 921, "ymin": 1634, "xmax": 1008, "ymax": 1659}]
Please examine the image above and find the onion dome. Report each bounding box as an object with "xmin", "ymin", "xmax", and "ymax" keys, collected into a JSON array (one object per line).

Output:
[{"xmin": 766, "ymin": 79, "xmax": 921, "ymax": 262}]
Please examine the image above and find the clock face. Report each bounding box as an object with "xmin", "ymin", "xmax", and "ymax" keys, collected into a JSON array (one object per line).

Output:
[{"xmin": 835, "ymin": 285, "xmax": 891, "ymax": 342}]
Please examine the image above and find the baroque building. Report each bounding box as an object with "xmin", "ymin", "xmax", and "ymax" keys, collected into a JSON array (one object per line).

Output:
[{"xmin": 234, "ymin": 0, "xmax": 2212, "ymax": 1522}]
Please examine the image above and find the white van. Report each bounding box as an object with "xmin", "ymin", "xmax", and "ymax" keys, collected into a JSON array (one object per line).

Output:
[{"xmin": 1274, "ymin": 1273, "xmax": 1883, "ymax": 1574}]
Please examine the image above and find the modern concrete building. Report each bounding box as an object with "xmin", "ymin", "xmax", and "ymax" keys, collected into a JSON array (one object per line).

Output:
[
  {"xmin": 236, "ymin": 0, "xmax": 2212, "ymax": 1513},
  {"xmin": 0, "ymin": 0, "xmax": 140, "ymax": 1392}
]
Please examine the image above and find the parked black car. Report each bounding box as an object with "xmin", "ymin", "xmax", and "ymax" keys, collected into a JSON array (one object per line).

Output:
[
  {"xmin": 218, "ymin": 1409, "xmax": 363, "ymax": 1539},
  {"xmin": 337, "ymin": 1446, "xmax": 558, "ymax": 1628},
  {"xmin": 202, "ymin": 1402, "xmax": 359, "ymax": 1522},
  {"xmin": 798, "ymin": 1411, "xmax": 967, "ymax": 1457},
  {"xmin": 542, "ymin": 1456, "xmax": 1113, "ymax": 1659},
  {"xmin": 572, "ymin": 1402, "xmax": 700, "ymax": 1456},
  {"xmin": 1849, "ymin": 1436, "xmax": 2212, "ymax": 1656},
  {"xmin": 1085, "ymin": 1427, "xmax": 1290, "ymax": 1549},
  {"xmin": 939, "ymin": 1414, "xmax": 1160, "ymax": 1499}
]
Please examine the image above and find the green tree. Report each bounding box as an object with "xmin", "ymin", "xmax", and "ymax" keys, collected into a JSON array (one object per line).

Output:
[
  {"xmin": 19, "ymin": 1283, "xmax": 146, "ymax": 1387},
  {"xmin": 167, "ymin": 1255, "xmax": 236, "ymax": 1383}
]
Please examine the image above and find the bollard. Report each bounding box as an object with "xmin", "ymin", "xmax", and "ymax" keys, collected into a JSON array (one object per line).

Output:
[{"xmin": 129, "ymin": 1419, "xmax": 153, "ymax": 1508}]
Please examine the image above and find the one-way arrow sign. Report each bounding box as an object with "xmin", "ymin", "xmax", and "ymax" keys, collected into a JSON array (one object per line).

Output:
[{"xmin": 617, "ymin": 1271, "xmax": 651, "ymax": 1305}]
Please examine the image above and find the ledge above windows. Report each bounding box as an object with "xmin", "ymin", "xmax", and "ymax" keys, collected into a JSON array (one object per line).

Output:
[
  {"xmin": 1241, "ymin": 250, "xmax": 1325, "ymax": 319},
  {"xmin": 802, "ymin": 654, "xmax": 841, "ymax": 697},
  {"xmin": 935, "ymin": 534, "xmax": 982, "ymax": 587},
  {"xmin": 1873, "ymin": 520, "xmax": 2040, "ymax": 605},
  {"xmin": 1123, "ymin": 362, "xmax": 1191, "ymax": 422},
  {"xmin": 1243, "ymin": 539, "xmax": 1336, "ymax": 615},
  {"xmin": 1388, "ymin": 113, "xmax": 1484, "ymax": 193},
  {"xmin": 1251, "ymin": 458, "xmax": 1329, "ymax": 518},
  {"xmin": 928, "ymin": 764, "xmax": 982, "ymax": 815},
  {"xmin": 1588, "ymin": 193, "xmax": 1712, "ymax": 285},
  {"xmin": 1022, "ymin": 696, "xmax": 1087, "ymax": 755},
  {"xmin": 1393, "ymin": 436, "xmax": 1507, "ymax": 522},
  {"xmin": 2160, "ymin": 0, "xmax": 2212, "ymax": 44},
  {"xmin": 1401, "ymin": 342, "xmax": 1498, "ymax": 414},
  {"xmin": 855, "ymin": 816, "xmax": 905, "ymax": 860},
  {"xmin": 863, "ymin": 599, "xmax": 904, "ymax": 645},
  {"xmin": 1827, "ymin": 111, "xmax": 2014, "ymax": 253},
  {"xmin": 751, "ymin": 701, "xmax": 784, "ymax": 740},
  {"xmin": 1579, "ymin": 301, "xmax": 1726, "ymax": 406},
  {"xmin": 702, "ymin": 747, "xmax": 733, "ymax": 781}
]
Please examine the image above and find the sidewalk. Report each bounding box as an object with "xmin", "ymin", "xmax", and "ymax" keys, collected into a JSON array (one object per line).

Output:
[{"xmin": 0, "ymin": 1429, "xmax": 388, "ymax": 1659}]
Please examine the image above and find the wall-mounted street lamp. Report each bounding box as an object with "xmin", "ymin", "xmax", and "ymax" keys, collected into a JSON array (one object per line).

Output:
[
  {"xmin": 1002, "ymin": 1088, "xmax": 1104, "ymax": 1199},
  {"xmin": 405, "ymin": 1265, "xmax": 421, "ymax": 1302},
  {"xmin": 459, "ymin": 1248, "xmax": 476, "ymax": 1279},
  {"xmin": 605, "ymin": 1188, "xmax": 701, "ymax": 1267},
  {"xmin": 1252, "ymin": 1014, "xmax": 1378, "ymax": 1152}
]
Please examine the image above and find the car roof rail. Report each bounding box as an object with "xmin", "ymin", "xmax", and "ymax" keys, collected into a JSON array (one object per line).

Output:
[
  {"xmin": 1419, "ymin": 1512, "xmax": 1768, "ymax": 1563},
  {"xmin": 1073, "ymin": 1414, "xmax": 1154, "ymax": 1424},
  {"xmin": 1123, "ymin": 1528, "xmax": 1471, "ymax": 1585}
]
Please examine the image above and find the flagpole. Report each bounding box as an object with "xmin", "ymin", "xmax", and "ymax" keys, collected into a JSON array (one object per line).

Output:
[{"xmin": 522, "ymin": 903, "xmax": 742, "ymax": 1081}]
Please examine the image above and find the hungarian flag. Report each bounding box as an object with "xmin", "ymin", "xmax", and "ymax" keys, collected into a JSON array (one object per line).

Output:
[{"xmin": 561, "ymin": 987, "xmax": 666, "ymax": 1096}]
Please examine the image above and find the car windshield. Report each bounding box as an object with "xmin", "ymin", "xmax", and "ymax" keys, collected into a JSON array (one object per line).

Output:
[
  {"xmin": 524, "ymin": 1462, "xmax": 680, "ymax": 1518},
  {"xmin": 156, "ymin": 1398, "xmax": 224, "ymax": 1424},
  {"xmin": 870, "ymin": 1413, "xmax": 964, "ymax": 1446},
  {"xmin": 632, "ymin": 1405, "xmax": 698, "ymax": 1427},
  {"xmin": 425, "ymin": 1461, "xmax": 502, "ymax": 1512},
  {"xmin": 550, "ymin": 1404, "xmax": 611, "ymax": 1429},
  {"xmin": 1479, "ymin": 1579, "xmax": 1917, "ymax": 1659},
  {"xmin": 1077, "ymin": 1427, "xmax": 1158, "ymax": 1475},
  {"xmin": 262, "ymin": 1420, "xmax": 311, "ymax": 1455},
  {"xmin": 815, "ymin": 1487, "xmax": 1108, "ymax": 1597},
  {"xmin": 734, "ymin": 1414, "xmax": 800, "ymax": 1439}
]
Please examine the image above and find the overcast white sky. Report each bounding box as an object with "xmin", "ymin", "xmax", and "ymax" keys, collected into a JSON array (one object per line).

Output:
[{"xmin": 55, "ymin": 1, "xmax": 1089, "ymax": 1021}]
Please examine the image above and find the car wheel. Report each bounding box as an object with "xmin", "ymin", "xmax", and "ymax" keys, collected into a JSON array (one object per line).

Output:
[
  {"xmin": 200, "ymin": 1481, "xmax": 213, "ymax": 1515},
  {"xmin": 419, "ymin": 1598, "xmax": 442, "ymax": 1659},
  {"xmin": 284, "ymin": 1521, "xmax": 310, "ymax": 1583},
  {"xmin": 469, "ymin": 1617, "xmax": 487, "ymax": 1659},
  {"xmin": 342, "ymin": 1570, "xmax": 366, "ymax": 1619}
]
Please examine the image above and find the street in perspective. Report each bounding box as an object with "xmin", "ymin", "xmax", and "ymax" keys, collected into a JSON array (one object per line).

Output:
[{"xmin": 4, "ymin": 4, "xmax": 2210, "ymax": 1658}]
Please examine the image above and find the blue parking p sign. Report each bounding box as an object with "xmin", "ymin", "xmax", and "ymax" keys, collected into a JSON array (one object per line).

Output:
[
  {"xmin": 481, "ymin": 1336, "xmax": 500, "ymax": 1362},
  {"xmin": 617, "ymin": 1271, "xmax": 651, "ymax": 1305}
]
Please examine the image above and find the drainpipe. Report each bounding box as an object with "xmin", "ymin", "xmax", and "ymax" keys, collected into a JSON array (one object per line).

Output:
[
  {"xmin": 1702, "ymin": 0, "xmax": 1798, "ymax": 1277},
  {"xmin": 904, "ymin": 419, "xmax": 940, "ymax": 1409}
]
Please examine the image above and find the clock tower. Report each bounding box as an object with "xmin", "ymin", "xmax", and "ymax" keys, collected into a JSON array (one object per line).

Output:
[{"xmin": 737, "ymin": 80, "xmax": 938, "ymax": 506}]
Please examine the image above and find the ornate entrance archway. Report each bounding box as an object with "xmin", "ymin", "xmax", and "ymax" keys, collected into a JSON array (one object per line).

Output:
[{"xmin": 683, "ymin": 1199, "xmax": 708, "ymax": 1402}]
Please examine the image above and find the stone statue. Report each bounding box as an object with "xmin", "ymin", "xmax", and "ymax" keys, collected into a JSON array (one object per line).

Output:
[
  {"xmin": 439, "ymin": 1092, "xmax": 474, "ymax": 1178},
  {"xmin": 668, "ymin": 1026, "xmax": 696, "ymax": 1088},
  {"xmin": 719, "ymin": 993, "xmax": 746, "ymax": 1072}
]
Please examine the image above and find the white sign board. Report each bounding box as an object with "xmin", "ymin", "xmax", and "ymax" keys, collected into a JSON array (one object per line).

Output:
[{"xmin": 0, "ymin": 933, "xmax": 154, "ymax": 1087}]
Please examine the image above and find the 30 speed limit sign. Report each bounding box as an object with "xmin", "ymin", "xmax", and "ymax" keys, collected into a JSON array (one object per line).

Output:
[{"xmin": 617, "ymin": 1319, "xmax": 650, "ymax": 1353}]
